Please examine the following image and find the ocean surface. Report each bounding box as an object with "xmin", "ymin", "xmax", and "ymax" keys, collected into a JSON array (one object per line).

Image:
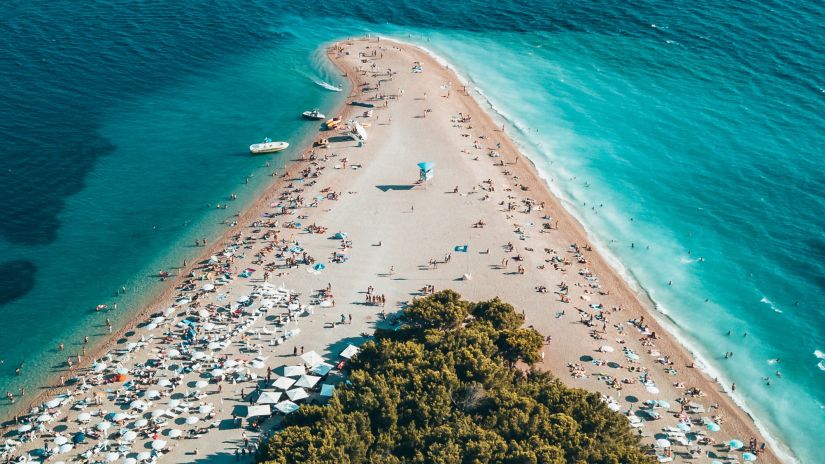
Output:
[{"xmin": 1, "ymin": 0, "xmax": 822, "ymax": 461}]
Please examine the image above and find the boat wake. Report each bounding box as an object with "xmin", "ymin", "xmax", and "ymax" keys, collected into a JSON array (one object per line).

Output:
[{"xmin": 311, "ymin": 78, "xmax": 342, "ymax": 92}]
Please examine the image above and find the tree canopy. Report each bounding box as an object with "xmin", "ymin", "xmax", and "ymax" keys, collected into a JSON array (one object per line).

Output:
[{"xmin": 259, "ymin": 290, "xmax": 652, "ymax": 464}]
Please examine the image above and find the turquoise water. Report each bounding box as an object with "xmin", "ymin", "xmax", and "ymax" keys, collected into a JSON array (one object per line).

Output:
[{"xmin": 1, "ymin": 1, "xmax": 822, "ymax": 461}]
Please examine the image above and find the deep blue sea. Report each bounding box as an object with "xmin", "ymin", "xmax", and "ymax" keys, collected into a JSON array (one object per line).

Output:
[{"xmin": 1, "ymin": 0, "xmax": 822, "ymax": 461}]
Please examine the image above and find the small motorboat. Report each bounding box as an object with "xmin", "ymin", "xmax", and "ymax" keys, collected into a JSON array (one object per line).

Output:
[
  {"xmin": 302, "ymin": 109, "xmax": 325, "ymax": 120},
  {"xmin": 249, "ymin": 137, "xmax": 289, "ymax": 154},
  {"xmin": 313, "ymin": 137, "xmax": 329, "ymax": 148}
]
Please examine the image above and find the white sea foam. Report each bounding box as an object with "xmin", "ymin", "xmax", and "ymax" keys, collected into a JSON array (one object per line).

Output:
[
  {"xmin": 760, "ymin": 296, "xmax": 783, "ymax": 313},
  {"xmin": 311, "ymin": 78, "xmax": 342, "ymax": 92},
  {"xmin": 815, "ymin": 349, "xmax": 825, "ymax": 359}
]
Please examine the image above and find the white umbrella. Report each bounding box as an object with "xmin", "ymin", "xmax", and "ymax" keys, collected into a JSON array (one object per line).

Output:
[
  {"xmin": 256, "ymin": 391, "xmax": 282, "ymax": 405},
  {"xmin": 145, "ymin": 390, "xmax": 160, "ymax": 399},
  {"xmin": 300, "ymin": 351, "xmax": 324, "ymax": 368},
  {"xmin": 93, "ymin": 362, "xmax": 107, "ymax": 373},
  {"xmin": 96, "ymin": 421, "xmax": 112, "ymax": 431},
  {"xmin": 600, "ymin": 345, "xmax": 615, "ymax": 353},
  {"xmin": 112, "ymin": 413, "xmax": 128, "ymax": 422},
  {"xmin": 150, "ymin": 409, "xmax": 166, "ymax": 418},
  {"xmin": 151, "ymin": 439, "xmax": 167, "ymax": 450},
  {"xmin": 311, "ymin": 362, "xmax": 334, "ymax": 376},
  {"xmin": 77, "ymin": 412, "xmax": 92, "ymax": 422},
  {"xmin": 106, "ymin": 452, "xmax": 120, "ymax": 462},
  {"xmin": 168, "ymin": 399, "xmax": 181, "ymax": 409},
  {"xmin": 274, "ymin": 400, "xmax": 299, "ymax": 415},
  {"xmin": 17, "ymin": 424, "xmax": 32, "ymax": 433},
  {"xmin": 211, "ymin": 368, "xmax": 225, "ymax": 377},
  {"xmin": 207, "ymin": 342, "xmax": 222, "ymax": 351},
  {"xmin": 58, "ymin": 443, "xmax": 73, "ymax": 453},
  {"xmin": 122, "ymin": 430, "xmax": 138, "ymax": 441},
  {"xmin": 195, "ymin": 380, "xmax": 208, "ymax": 389},
  {"xmin": 133, "ymin": 418, "xmax": 148, "ymax": 428},
  {"xmin": 294, "ymin": 374, "xmax": 321, "ymax": 388},
  {"xmin": 645, "ymin": 385, "xmax": 660, "ymax": 395},
  {"xmin": 168, "ymin": 428, "xmax": 182, "ymax": 438},
  {"xmin": 272, "ymin": 377, "xmax": 296, "ymax": 390},
  {"xmin": 198, "ymin": 309, "xmax": 210, "ymax": 318},
  {"xmin": 125, "ymin": 459, "xmax": 138, "ymax": 464},
  {"xmin": 283, "ymin": 365, "xmax": 306, "ymax": 377},
  {"xmin": 286, "ymin": 388, "xmax": 309, "ymax": 402},
  {"xmin": 656, "ymin": 438, "xmax": 672, "ymax": 448},
  {"xmin": 251, "ymin": 360, "xmax": 265, "ymax": 370},
  {"xmin": 190, "ymin": 351, "xmax": 206, "ymax": 360},
  {"xmin": 54, "ymin": 436, "xmax": 68, "ymax": 446},
  {"xmin": 319, "ymin": 300, "xmax": 332, "ymax": 308},
  {"xmin": 144, "ymin": 322, "xmax": 158, "ymax": 331},
  {"xmin": 116, "ymin": 366, "xmax": 129, "ymax": 375},
  {"xmin": 37, "ymin": 413, "xmax": 54, "ymax": 422},
  {"xmin": 167, "ymin": 349, "xmax": 180, "ymax": 358},
  {"xmin": 339, "ymin": 344, "xmax": 359, "ymax": 359},
  {"xmin": 185, "ymin": 416, "xmax": 199, "ymax": 425},
  {"xmin": 157, "ymin": 379, "xmax": 171, "ymax": 388},
  {"xmin": 202, "ymin": 283, "xmax": 215, "ymax": 292},
  {"xmin": 202, "ymin": 322, "xmax": 215, "ymax": 331},
  {"xmin": 198, "ymin": 404, "xmax": 214, "ymax": 414},
  {"xmin": 224, "ymin": 360, "xmax": 239, "ymax": 368},
  {"xmin": 136, "ymin": 451, "xmax": 152, "ymax": 461}
]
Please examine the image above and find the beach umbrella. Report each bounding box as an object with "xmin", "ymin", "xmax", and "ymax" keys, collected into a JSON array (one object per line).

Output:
[
  {"xmin": 656, "ymin": 438, "xmax": 671, "ymax": 448},
  {"xmin": 645, "ymin": 386, "xmax": 660, "ymax": 395},
  {"xmin": 320, "ymin": 384, "xmax": 335, "ymax": 397},
  {"xmin": 122, "ymin": 430, "xmax": 138, "ymax": 441},
  {"xmin": 202, "ymin": 283, "xmax": 215, "ymax": 292},
  {"xmin": 319, "ymin": 301, "xmax": 332, "ymax": 308},
  {"xmin": 97, "ymin": 421, "xmax": 112, "ymax": 431},
  {"xmin": 151, "ymin": 439, "xmax": 167, "ymax": 450},
  {"xmin": 283, "ymin": 365, "xmax": 306, "ymax": 377},
  {"xmin": 202, "ymin": 322, "xmax": 215, "ymax": 331},
  {"xmin": 145, "ymin": 389, "xmax": 160, "ymax": 399},
  {"xmin": 198, "ymin": 404, "xmax": 214, "ymax": 414},
  {"xmin": 287, "ymin": 303, "xmax": 299, "ymax": 311},
  {"xmin": 151, "ymin": 409, "xmax": 166, "ymax": 418},
  {"xmin": 742, "ymin": 453, "xmax": 757, "ymax": 462},
  {"xmin": 274, "ymin": 400, "xmax": 299, "ymax": 415},
  {"xmin": 54, "ymin": 436, "xmax": 68, "ymax": 446},
  {"xmin": 207, "ymin": 342, "xmax": 222, "ymax": 351},
  {"xmin": 145, "ymin": 323, "xmax": 158, "ymax": 331},
  {"xmin": 77, "ymin": 412, "xmax": 91, "ymax": 422},
  {"xmin": 676, "ymin": 422, "xmax": 691, "ymax": 432},
  {"xmin": 46, "ymin": 398, "xmax": 62, "ymax": 408},
  {"xmin": 600, "ymin": 345, "xmax": 615, "ymax": 353},
  {"xmin": 272, "ymin": 377, "xmax": 296, "ymax": 390},
  {"xmin": 191, "ymin": 351, "xmax": 206, "ymax": 360},
  {"xmin": 237, "ymin": 295, "xmax": 250, "ymax": 303},
  {"xmin": 729, "ymin": 439, "xmax": 745, "ymax": 450},
  {"xmin": 37, "ymin": 413, "xmax": 54, "ymax": 422},
  {"xmin": 198, "ymin": 309, "xmax": 210, "ymax": 318},
  {"xmin": 195, "ymin": 380, "xmax": 208, "ymax": 389},
  {"xmin": 93, "ymin": 362, "xmax": 107, "ymax": 373},
  {"xmin": 311, "ymin": 362, "xmax": 334, "ymax": 376},
  {"xmin": 294, "ymin": 374, "xmax": 321, "ymax": 388},
  {"xmin": 185, "ymin": 416, "xmax": 199, "ymax": 425},
  {"xmin": 657, "ymin": 400, "xmax": 671, "ymax": 409},
  {"xmin": 211, "ymin": 368, "xmax": 225, "ymax": 377},
  {"xmin": 133, "ymin": 418, "xmax": 148, "ymax": 428},
  {"xmin": 312, "ymin": 263, "xmax": 326, "ymax": 271},
  {"xmin": 58, "ymin": 443, "xmax": 73, "ymax": 453},
  {"xmin": 256, "ymin": 391, "xmax": 282, "ymax": 405},
  {"xmin": 163, "ymin": 307, "xmax": 175, "ymax": 316},
  {"xmin": 167, "ymin": 349, "xmax": 180, "ymax": 358},
  {"xmin": 116, "ymin": 366, "xmax": 129, "ymax": 375},
  {"xmin": 300, "ymin": 351, "xmax": 324, "ymax": 368},
  {"xmin": 251, "ymin": 360, "xmax": 265, "ymax": 370},
  {"xmin": 17, "ymin": 424, "xmax": 32, "ymax": 433},
  {"xmin": 168, "ymin": 428, "xmax": 182, "ymax": 438},
  {"xmin": 224, "ymin": 359, "xmax": 239, "ymax": 368},
  {"xmin": 72, "ymin": 432, "xmax": 86, "ymax": 444},
  {"xmin": 706, "ymin": 422, "xmax": 721, "ymax": 432},
  {"xmin": 339, "ymin": 344, "xmax": 359, "ymax": 359},
  {"xmin": 334, "ymin": 232, "xmax": 347, "ymax": 239},
  {"xmin": 125, "ymin": 459, "xmax": 138, "ymax": 464},
  {"xmin": 136, "ymin": 451, "xmax": 152, "ymax": 461},
  {"xmin": 286, "ymin": 388, "xmax": 309, "ymax": 402},
  {"xmin": 112, "ymin": 413, "xmax": 128, "ymax": 422},
  {"xmin": 157, "ymin": 379, "xmax": 171, "ymax": 388},
  {"xmin": 106, "ymin": 452, "xmax": 120, "ymax": 462}
]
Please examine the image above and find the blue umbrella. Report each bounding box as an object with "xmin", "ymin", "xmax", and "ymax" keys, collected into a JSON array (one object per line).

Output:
[
  {"xmin": 742, "ymin": 452, "xmax": 757, "ymax": 462},
  {"xmin": 73, "ymin": 432, "xmax": 86, "ymax": 444},
  {"xmin": 313, "ymin": 263, "xmax": 326, "ymax": 271},
  {"xmin": 676, "ymin": 422, "xmax": 691, "ymax": 432},
  {"xmin": 334, "ymin": 232, "xmax": 348, "ymax": 239},
  {"xmin": 706, "ymin": 422, "xmax": 721, "ymax": 432},
  {"xmin": 729, "ymin": 439, "xmax": 744, "ymax": 450},
  {"xmin": 656, "ymin": 399, "xmax": 671, "ymax": 409},
  {"xmin": 417, "ymin": 162, "xmax": 434, "ymax": 171}
]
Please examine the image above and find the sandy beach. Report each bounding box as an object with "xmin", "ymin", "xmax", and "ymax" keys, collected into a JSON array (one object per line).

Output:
[{"xmin": 1, "ymin": 37, "xmax": 779, "ymax": 464}]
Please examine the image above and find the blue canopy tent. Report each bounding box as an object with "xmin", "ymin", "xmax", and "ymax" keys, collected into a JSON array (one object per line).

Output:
[{"xmin": 417, "ymin": 162, "xmax": 434, "ymax": 181}]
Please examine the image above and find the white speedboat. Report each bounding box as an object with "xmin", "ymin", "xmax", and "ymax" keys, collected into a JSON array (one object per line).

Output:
[
  {"xmin": 249, "ymin": 138, "xmax": 289, "ymax": 154},
  {"xmin": 302, "ymin": 109, "xmax": 325, "ymax": 120}
]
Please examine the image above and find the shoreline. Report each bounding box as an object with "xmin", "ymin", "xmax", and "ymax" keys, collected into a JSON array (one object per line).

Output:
[
  {"xmin": 392, "ymin": 35, "xmax": 795, "ymax": 463},
  {"xmin": 2, "ymin": 36, "xmax": 786, "ymax": 463}
]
